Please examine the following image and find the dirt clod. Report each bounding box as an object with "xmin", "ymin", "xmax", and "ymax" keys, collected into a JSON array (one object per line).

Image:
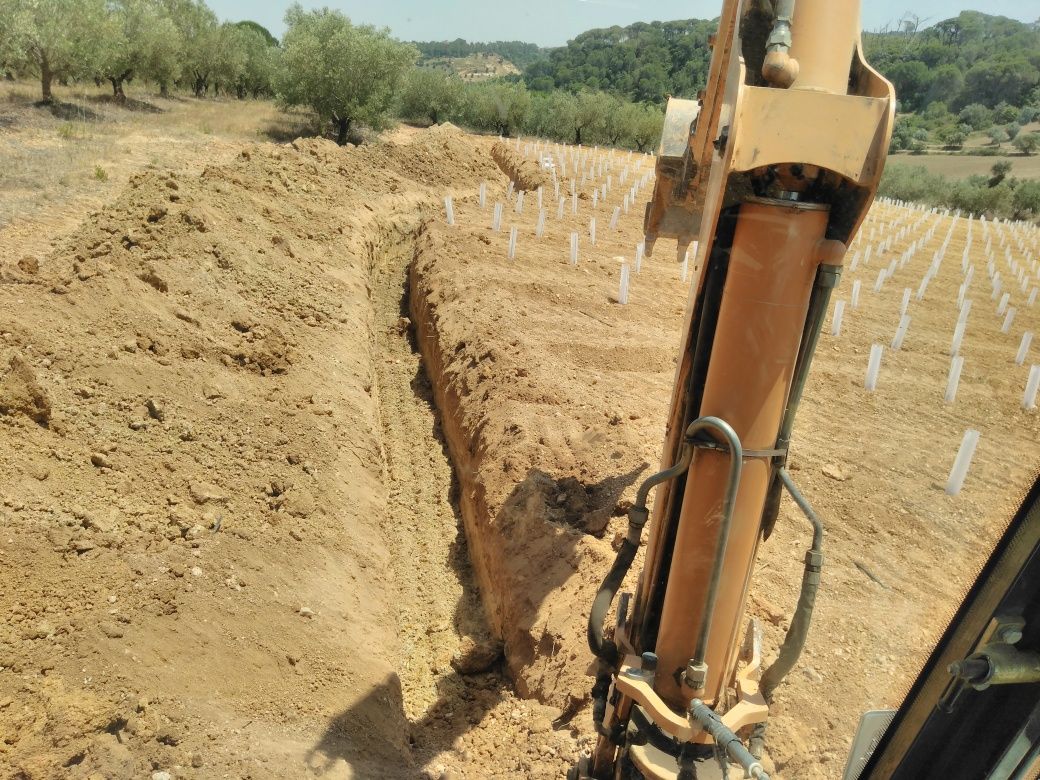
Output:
[
  {"xmin": 451, "ymin": 636, "xmax": 503, "ymax": 675},
  {"xmin": 0, "ymin": 353, "xmax": 51, "ymax": 424}
]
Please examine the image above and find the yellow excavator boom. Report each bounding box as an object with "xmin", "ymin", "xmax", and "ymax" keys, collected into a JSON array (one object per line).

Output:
[{"xmin": 576, "ymin": 2, "xmax": 894, "ymax": 777}]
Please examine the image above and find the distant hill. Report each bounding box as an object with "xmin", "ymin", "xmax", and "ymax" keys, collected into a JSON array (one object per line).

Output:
[
  {"xmin": 421, "ymin": 52, "xmax": 521, "ymax": 82},
  {"xmin": 412, "ymin": 39, "xmax": 546, "ymax": 71},
  {"xmin": 521, "ymin": 11, "xmax": 1040, "ymax": 110}
]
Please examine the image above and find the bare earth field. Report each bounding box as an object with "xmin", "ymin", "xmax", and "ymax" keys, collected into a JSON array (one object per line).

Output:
[
  {"xmin": 1, "ymin": 96, "xmax": 1039, "ymax": 780},
  {"xmin": 889, "ymin": 151, "xmax": 1040, "ymax": 179}
]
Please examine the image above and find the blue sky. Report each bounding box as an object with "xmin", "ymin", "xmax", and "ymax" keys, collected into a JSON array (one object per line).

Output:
[{"xmin": 210, "ymin": 1, "xmax": 1037, "ymax": 46}]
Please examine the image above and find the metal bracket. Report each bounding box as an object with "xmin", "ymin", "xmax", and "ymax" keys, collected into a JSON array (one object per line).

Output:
[{"xmin": 688, "ymin": 437, "xmax": 788, "ymax": 461}]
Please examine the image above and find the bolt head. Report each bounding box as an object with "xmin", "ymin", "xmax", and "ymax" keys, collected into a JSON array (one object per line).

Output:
[{"xmin": 998, "ymin": 626, "xmax": 1024, "ymax": 645}]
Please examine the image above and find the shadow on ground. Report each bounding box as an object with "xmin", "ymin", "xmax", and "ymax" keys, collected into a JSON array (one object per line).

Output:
[
  {"xmin": 87, "ymin": 94, "xmax": 163, "ymax": 113},
  {"xmin": 308, "ymin": 461, "xmax": 648, "ymax": 776},
  {"xmin": 38, "ymin": 100, "xmax": 105, "ymax": 122}
]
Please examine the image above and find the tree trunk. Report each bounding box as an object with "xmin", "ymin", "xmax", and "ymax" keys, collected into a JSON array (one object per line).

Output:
[
  {"xmin": 430, "ymin": 108, "xmax": 439, "ymax": 124},
  {"xmin": 40, "ymin": 54, "xmax": 53, "ymax": 103},
  {"xmin": 575, "ymin": 127, "xmax": 582, "ymax": 145},
  {"xmin": 236, "ymin": 83, "xmax": 246, "ymax": 100},
  {"xmin": 335, "ymin": 116, "xmax": 352, "ymax": 146},
  {"xmin": 110, "ymin": 77, "xmax": 126, "ymax": 101},
  {"xmin": 159, "ymin": 81, "xmax": 169, "ymax": 98},
  {"xmin": 193, "ymin": 75, "xmax": 206, "ymax": 98}
]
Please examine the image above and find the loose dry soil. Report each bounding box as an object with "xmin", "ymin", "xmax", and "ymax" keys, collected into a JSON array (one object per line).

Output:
[{"xmin": 1, "ymin": 121, "xmax": 1039, "ymax": 780}]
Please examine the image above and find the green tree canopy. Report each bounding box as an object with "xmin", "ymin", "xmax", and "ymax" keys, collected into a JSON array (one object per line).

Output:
[
  {"xmin": 98, "ymin": 0, "xmax": 180, "ymax": 99},
  {"xmin": 1013, "ymin": 133, "xmax": 1040, "ymax": 155},
  {"xmin": 161, "ymin": 0, "xmax": 221, "ymax": 97},
  {"xmin": 234, "ymin": 20, "xmax": 277, "ymax": 47},
  {"xmin": 276, "ymin": 4, "xmax": 417, "ymax": 144},
  {"xmin": 397, "ymin": 67, "xmax": 463, "ymax": 125},
  {"xmin": 461, "ymin": 80, "xmax": 530, "ymax": 137},
  {"xmin": 3, "ymin": 0, "xmax": 108, "ymax": 101}
]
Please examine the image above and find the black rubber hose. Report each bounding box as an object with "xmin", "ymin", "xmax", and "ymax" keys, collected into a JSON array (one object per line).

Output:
[
  {"xmin": 759, "ymin": 468, "xmax": 823, "ymax": 699},
  {"xmin": 759, "ymin": 551, "xmax": 821, "ymax": 699},
  {"xmin": 587, "ymin": 538, "xmax": 639, "ymax": 666},
  {"xmin": 590, "ymin": 668, "xmax": 613, "ymax": 736},
  {"xmin": 751, "ymin": 470, "xmax": 824, "ymax": 760},
  {"xmin": 587, "ymin": 436, "xmax": 697, "ymax": 665}
]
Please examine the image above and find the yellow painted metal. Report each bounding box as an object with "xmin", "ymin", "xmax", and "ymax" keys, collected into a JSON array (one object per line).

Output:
[
  {"xmin": 591, "ymin": 0, "xmax": 895, "ymax": 775},
  {"xmin": 729, "ymin": 87, "xmax": 890, "ymax": 183},
  {"xmin": 649, "ymin": 199, "xmax": 830, "ymax": 708}
]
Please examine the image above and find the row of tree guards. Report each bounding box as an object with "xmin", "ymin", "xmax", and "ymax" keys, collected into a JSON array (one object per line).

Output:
[
  {"xmin": 834, "ymin": 199, "xmax": 1040, "ymax": 495},
  {"xmin": 442, "ymin": 138, "xmax": 656, "ymax": 283},
  {"xmin": 443, "ymin": 136, "xmax": 1039, "ymax": 499}
]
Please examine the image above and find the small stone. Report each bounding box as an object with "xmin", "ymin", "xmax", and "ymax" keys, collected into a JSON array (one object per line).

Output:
[
  {"xmin": 801, "ymin": 666, "xmax": 823, "ymax": 683},
  {"xmin": 191, "ymin": 754, "xmax": 204, "ymax": 768},
  {"xmin": 24, "ymin": 620, "xmax": 54, "ymax": 640},
  {"xmin": 189, "ymin": 566, "xmax": 203, "ymax": 578},
  {"xmin": 99, "ymin": 621, "xmax": 124, "ymax": 639},
  {"xmin": 151, "ymin": 770, "xmax": 172, "ymax": 780},
  {"xmin": 821, "ymin": 464, "xmax": 848, "ymax": 481},
  {"xmin": 129, "ymin": 420, "xmax": 148, "ymax": 431},
  {"xmin": 146, "ymin": 398, "xmax": 164, "ymax": 421},
  {"xmin": 90, "ymin": 452, "xmax": 112, "ymax": 469},
  {"xmin": 189, "ymin": 481, "xmax": 227, "ymax": 505},
  {"xmin": 298, "ymin": 606, "xmax": 315, "ymax": 618},
  {"xmin": 72, "ymin": 538, "xmax": 96, "ymax": 553},
  {"xmin": 529, "ymin": 716, "xmax": 553, "ymax": 734}
]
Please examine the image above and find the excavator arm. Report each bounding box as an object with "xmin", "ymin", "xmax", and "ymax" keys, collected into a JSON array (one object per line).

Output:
[{"xmin": 575, "ymin": 2, "xmax": 894, "ymax": 777}]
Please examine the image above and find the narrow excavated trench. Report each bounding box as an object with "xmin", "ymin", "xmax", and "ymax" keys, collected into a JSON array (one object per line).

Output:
[
  {"xmin": 369, "ymin": 213, "xmax": 495, "ymax": 719},
  {"xmin": 365, "ymin": 212, "xmax": 581, "ymax": 777}
]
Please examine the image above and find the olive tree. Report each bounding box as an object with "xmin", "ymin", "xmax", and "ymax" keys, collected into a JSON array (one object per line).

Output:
[
  {"xmin": 397, "ymin": 67, "xmax": 462, "ymax": 125},
  {"xmin": 567, "ymin": 90, "xmax": 612, "ymax": 146},
  {"xmin": 161, "ymin": 0, "xmax": 220, "ymax": 97},
  {"xmin": 462, "ymin": 80, "xmax": 530, "ymax": 137},
  {"xmin": 630, "ymin": 103, "xmax": 664, "ymax": 153},
  {"xmin": 276, "ymin": 4, "xmax": 416, "ymax": 144},
  {"xmin": 601, "ymin": 94, "xmax": 633, "ymax": 146},
  {"xmin": 1013, "ymin": 133, "xmax": 1040, "ymax": 155},
  {"xmin": 231, "ymin": 24, "xmax": 277, "ymax": 98},
  {"xmin": 3, "ymin": 0, "xmax": 108, "ymax": 102},
  {"xmin": 98, "ymin": 0, "xmax": 180, "ymax": 100}
]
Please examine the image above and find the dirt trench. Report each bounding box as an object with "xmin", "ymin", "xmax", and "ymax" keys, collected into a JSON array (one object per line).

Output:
[{"xmin": 366, "ymin": 214, "xmax": 584, "ymax": 778}]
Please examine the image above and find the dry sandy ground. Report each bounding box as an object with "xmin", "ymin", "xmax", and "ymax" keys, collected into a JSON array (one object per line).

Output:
[
  {"xmin": 0, "ymin": 126, "xmax": 583, "ymax": 779},
  {"xmin": 0, "ymin": 82, "xmax": 311, "ymax": 260},
  {"xmin": 3, "ymin": 109, "xmax": 1040, "ymax": 780}
]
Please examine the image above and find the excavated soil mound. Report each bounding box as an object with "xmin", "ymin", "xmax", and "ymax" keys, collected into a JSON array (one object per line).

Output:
[
  {"xmin": 0, "ymin": 130, "xmax": 586, "ymax": 780},
  {"xmin": 491, "ymin": 141, "xmax": 551, "ymax": 192}
]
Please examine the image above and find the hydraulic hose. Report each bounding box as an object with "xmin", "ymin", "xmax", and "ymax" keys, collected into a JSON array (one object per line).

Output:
[
  {"xmin": 761, "ymin": 263, "xmax": 841, "ymax": 540},
  {"xmin": 751, "ymin": 467, "xmax": 824, "ymax": 760},
  {"xmin": 587, "ymin": 537, "xmax": 640, "ymax": 666},
  {"xmin": 587, "ymin": 432, "xmax": 697, "ymax": 665},
  {"xmin": 690, "ymin": 699, "xmax": 771, "ymax": 780}
]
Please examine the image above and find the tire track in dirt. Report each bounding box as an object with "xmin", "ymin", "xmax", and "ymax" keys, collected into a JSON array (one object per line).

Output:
[
  {"xmin": 367, "ymin": 214, "xmax": 587, "ymax": 778},
  {"xmin": 368, "ymin": 214, "xmax": 493, "ymax": 708}
]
